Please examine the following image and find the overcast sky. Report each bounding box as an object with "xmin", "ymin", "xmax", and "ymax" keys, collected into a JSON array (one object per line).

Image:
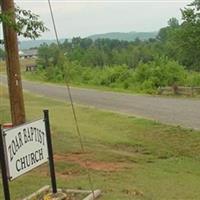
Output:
[{"xmin": 1, "ymin": 0, "xmax": 192, "ymax": 40}]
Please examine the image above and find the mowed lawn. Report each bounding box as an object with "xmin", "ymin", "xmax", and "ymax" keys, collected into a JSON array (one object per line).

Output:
[{"xmin": 1, "ymin": 85, "xmax": 200, "ymax": 200}]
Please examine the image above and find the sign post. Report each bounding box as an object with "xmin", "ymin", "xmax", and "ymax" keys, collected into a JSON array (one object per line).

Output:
[
  {"xmin": 0, "ymin": 125, "xmax": 11, "ymax": 200},
  {"xmin": 44, "ymin": 110, "xmax": 57, "ymax": 193}
]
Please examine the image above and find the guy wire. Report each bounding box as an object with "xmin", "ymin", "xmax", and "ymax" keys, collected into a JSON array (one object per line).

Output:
[{"xmin": 47, "ymin": 0, "xmax": 95, "ymax": 198}]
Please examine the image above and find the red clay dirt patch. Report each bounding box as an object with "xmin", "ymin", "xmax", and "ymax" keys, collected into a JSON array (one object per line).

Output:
[{"xmin": 54, "ymin": 153, "xmax": 126, "ymax": 172}]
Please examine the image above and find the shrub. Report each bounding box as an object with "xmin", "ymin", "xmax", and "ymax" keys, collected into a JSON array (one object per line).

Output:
[
  {"xmin": 32, "ymin": 56, "xmax": 200, "ymax": 94},
  {"xmin": 186, "ymin": 72, "xmax": 200, "ymax": 87},
  {"xmin": 98, "ymin": 65, "xmax": 130, "ymax": 86},
  {"xmin": 133, "ymin": 57, "xmax": 186, "ymax": 93}
]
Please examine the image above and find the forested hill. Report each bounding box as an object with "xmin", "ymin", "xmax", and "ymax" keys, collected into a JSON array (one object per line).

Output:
[
  {"xmin": 18, "ymin": 39, "xmax": 66, "ymax": 49},
  {"xmin": 88, "ymin": 31, "xmax": 158, "ymax": 41},
  {"xmin": 18, "ymin": 31, "xmax": 157, "ymax": 49}
]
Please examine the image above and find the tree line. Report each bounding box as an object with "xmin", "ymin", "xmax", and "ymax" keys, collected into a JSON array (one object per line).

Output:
[{"xmin": 3, "ymin": 0, "xmax": 200, "ymax": 93}]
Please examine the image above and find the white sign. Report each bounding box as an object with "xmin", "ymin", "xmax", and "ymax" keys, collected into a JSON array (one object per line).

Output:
[{"xmin": 3, "ymin": 119, "xmax": 49, "ymax": 181}]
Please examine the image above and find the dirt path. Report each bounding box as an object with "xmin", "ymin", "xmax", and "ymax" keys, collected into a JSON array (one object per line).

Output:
[{"xmin": 1, "ymin": 75, "xmax": 200, "ymax": 130}]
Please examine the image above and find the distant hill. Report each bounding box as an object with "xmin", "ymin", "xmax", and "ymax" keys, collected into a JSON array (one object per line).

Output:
[
  {"xmin": 18, "ymin": 39, "xmax": 66, "ymax": 50},
  {"xmin": 18, "ymin": 31, "xmax": 157, "ymax": 49},
  {"xmin": 88, "ymin": 31, "xmax": 158, "ymax": 41}
]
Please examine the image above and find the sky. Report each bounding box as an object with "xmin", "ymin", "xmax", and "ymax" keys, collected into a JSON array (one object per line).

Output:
[{"xmin": 1, "ymin": 0, "xmax": 192, "ymax": 40}]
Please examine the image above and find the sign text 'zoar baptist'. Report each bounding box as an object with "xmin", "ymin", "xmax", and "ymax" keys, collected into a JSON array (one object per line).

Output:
[{"xmin": 3, "ymin": 119, "xmax": 48, "ymax": 180}]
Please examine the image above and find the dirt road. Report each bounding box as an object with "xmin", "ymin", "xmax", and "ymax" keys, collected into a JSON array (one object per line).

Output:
[{"xmin": 1, "ymin": 75, "xmax": 200, "ymax": 130}]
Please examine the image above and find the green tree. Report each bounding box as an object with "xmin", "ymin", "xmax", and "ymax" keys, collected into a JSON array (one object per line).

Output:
[
  {"xmin": 37, "ymin": 43, "xmax": 61, "ymax": 68},
  {"xmin": 157, "ymin": 18, "xmax": 179, "ymax": 42},
  {"xmin": 168, "ymin": 17, "xmax": 179, "ymax": 28},
  {"xmin": 0, "ymin": 1, "xmax": 47, "ymax": 40},
  {"xmin": 173, "ymin": 0, "xmax": 200, "ymax": 70}
]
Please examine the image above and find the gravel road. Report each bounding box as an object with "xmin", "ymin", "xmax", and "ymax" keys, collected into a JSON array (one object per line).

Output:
[{"xmin": 1, "ymin": 75, "xmax": 200, "ymax": 130}]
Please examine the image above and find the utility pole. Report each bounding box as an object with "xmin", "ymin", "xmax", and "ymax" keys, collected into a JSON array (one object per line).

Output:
[{"xmin": 1, "ymin": 0, "xmax": 26, "ymax": 126}]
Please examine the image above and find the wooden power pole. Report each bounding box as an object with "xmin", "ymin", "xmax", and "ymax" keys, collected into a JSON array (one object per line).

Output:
[{"xmin": 1, "ymin": 0, "xmax": 26, "ymax": 126}]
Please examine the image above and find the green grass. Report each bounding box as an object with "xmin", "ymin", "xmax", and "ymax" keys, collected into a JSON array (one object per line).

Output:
[
  {"xmin": 0, "ymin": 61, "xmax": 6, "ymax": 74},
  {"xmin": 1, "ymin": 85, "xmax": 200, "ymax": 199}
]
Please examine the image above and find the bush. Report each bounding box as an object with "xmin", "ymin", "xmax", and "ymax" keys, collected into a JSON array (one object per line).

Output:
[
  {"xmin": 186, "ymin": 72, "xmax": 200, "ymax": 87},
  {"xmin": 133, "ymin": 57, "xmax": 186, "ymax": 93},
  {"xmin": 98, "ymin": 65, "xmax": 129, "ymax": 86},
  {"xmin": 31, "ymin": 56, "xmax": 200, "ymax": 94}
]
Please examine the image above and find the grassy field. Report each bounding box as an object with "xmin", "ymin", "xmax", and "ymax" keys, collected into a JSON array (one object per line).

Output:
[
  {"xmin": 1, "ymin": 85, "xmax": 200, "ymax": 200},
  {"xmin": 0, "ymin": 61, "xmax": 6, "ymax": 74},
  {"xmin": 0, "ymin": 59, "xmax": 35, "ymax": 73}
]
